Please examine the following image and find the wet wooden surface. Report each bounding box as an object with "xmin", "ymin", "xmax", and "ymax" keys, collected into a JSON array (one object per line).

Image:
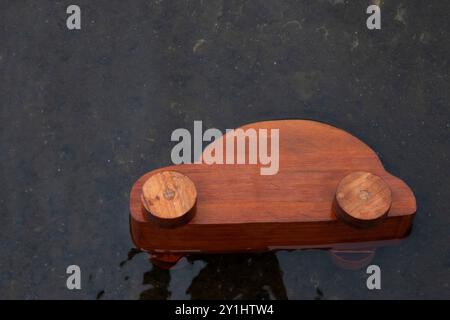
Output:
[{"xmin": 130, "ymin": 120, "xmax": 416, "ymax": 253}]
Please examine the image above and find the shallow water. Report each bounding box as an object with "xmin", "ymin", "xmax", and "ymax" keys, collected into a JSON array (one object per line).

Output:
[{"xmin": 1, "ymin": 0, "xmax": 449, "ymax": 299}]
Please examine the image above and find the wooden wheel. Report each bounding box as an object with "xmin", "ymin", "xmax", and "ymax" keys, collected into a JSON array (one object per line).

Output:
[
  {"xmin": 335, "ymin": 171, "xmax": 392, "ymax": 228},
  {"xmin": 141, "ymin": 171, "xmax": 197, "ymax": 228}
]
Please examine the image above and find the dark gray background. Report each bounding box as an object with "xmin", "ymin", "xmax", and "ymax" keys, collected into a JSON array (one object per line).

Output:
[{"xmin": 0, "ymin": 0, "xmax": 449, "ymax": 299}]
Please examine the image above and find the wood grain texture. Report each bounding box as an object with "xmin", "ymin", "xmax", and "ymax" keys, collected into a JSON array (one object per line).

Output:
[
  {"xmin": 141, "ymin": 171, "xmax": 197, "ymax": 227},
  {"xmin": 335, "ymin": 171, "xmax": 392, "ymax": 228},
  {"xmin": 129, "ymin": 120, "xmax": 416, "ymax": 253}
]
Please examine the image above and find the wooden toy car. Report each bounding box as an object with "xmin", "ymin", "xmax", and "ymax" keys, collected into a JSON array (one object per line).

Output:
[{"xmin": 129, "ymin": 120, "xmax": 416, "ymax": 269}]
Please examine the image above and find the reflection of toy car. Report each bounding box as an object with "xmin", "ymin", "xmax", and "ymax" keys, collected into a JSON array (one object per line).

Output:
[{"xmin": 129, "ymin": 120, "xmax": 416, "ymax": 269}]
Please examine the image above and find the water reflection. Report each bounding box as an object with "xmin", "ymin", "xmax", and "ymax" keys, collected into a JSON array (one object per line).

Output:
[
  {"xmin": 139, "ymin": 253, "xmax": 287, "ymax": 300},
  {"xmin": 141, "ymin": 266, "xmax": 171, "ymax": 299},
  {"xmin": 119, "ymin": 248, "xmax": 143, "ymax": 268},
  {"xmin": 1, "ymin": 0, "xmax": 448, "ymax": 300}
]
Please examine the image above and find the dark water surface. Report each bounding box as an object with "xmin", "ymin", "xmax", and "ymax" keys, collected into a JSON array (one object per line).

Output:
[{"xmin": 1, "ymin": 0, "xmax": 449, "ymax": 299}]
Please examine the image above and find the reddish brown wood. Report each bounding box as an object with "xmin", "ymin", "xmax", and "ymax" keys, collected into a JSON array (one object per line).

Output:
[
  {"xmin": 129, "ymin": 120, "xmax": 416, "ymax": 255},
  {"xmin": 335, "ymin": 171, "xmax": 392, "ymax": 228},
  {"xmin": 141, "ymin": 171, "xmax": 197, "ymax": 228},
  {"xmin": 329, "ymin": 249, "xmax": 375, "ymax": 270}
]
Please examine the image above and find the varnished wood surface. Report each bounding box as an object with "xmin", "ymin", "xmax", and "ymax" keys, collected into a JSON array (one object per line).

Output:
[
  {"xmin": 141, "ymin": 171, "xmax": 197, "ymax": 227},
  {"xmin": 130, "ymin": 120, "xmax": 416, "ymax": 253},
  {"xmin": 335, "ymin": 171, "xmax": 392, "ymax": 228}
]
